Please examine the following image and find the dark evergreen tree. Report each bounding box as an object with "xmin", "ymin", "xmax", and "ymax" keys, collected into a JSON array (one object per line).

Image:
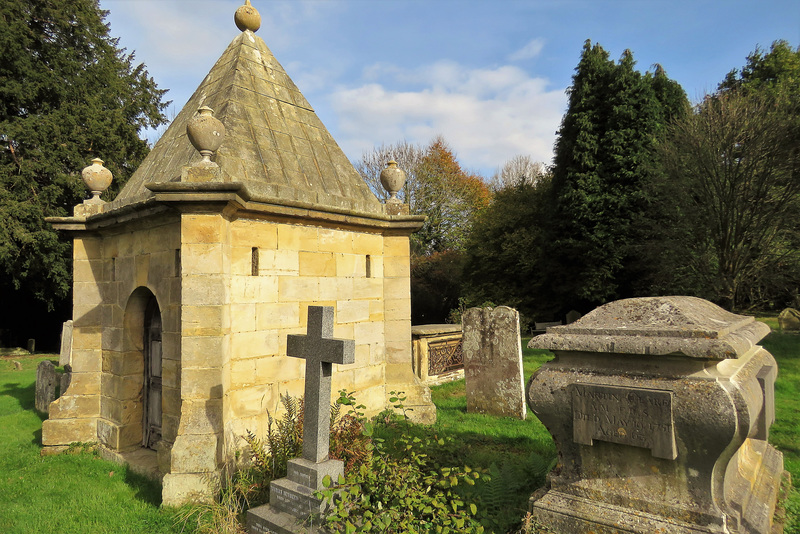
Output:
[
  {"xmin": 0, "ymin": 0, "xmax": 168, "ymax": 348},
  {"xmin": 463, "ymin": 177, "xmax": 556, "ymax": 324},
  {"xmin": 543, "ymin": 41, "xmax": 687, "ymax": 314}
]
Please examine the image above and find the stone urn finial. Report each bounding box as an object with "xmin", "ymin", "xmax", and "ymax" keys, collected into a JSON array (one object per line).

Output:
[
  {"xmin": 235, "ymin": 0, "xmax": 261, "ymax": 32},
  {"xmin": 81, "ymin": 158, "xmax": 112, "ymax": 204},
  {"xmin": 186, "ymin": 106, "xmax": 226, "ymax": 164},
  {"xmin": 380, "ymin": 160, "xmax": 406, "ymax": 204}
]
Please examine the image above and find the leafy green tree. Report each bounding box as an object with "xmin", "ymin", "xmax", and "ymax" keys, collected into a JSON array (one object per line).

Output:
[
  {"xmin": 719, "ymin": 40, "xmax": 800, "ymax": 98},
  {"xmin": 654, "ymin": 52, "xmax": 800, "ymax": 310},
  {"xmin": 0, "ymin": 0, "xmax": 168, "ymax": 346},
  {"xmin": 463, "ymin": 177, "xmax": 556, "ymax": 324},
  {"xmin": 543, "ymin": 41, "xmax": 688, "ymax": 313}
]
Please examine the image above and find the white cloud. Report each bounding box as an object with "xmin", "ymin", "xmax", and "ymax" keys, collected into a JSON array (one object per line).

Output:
[
  {"xmin": 509, "ymin": 38, "xmax": 546, "ymax": 62},
  {"xmin": 328, "ymin": 61, "xmax": 566, "ymax": 174}
]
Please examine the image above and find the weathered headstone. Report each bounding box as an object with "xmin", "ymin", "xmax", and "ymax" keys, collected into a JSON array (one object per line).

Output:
[
  {"xmin": 59, "ymin": 319, "xmax": 74, "ymax": 367},
  {"xmin": 27, "ymin": 338, "xmax": 35, "ymax": 354},
  {"xmin": 462, "ymin": 306, "xmax": 526, "ymax": 420},
  {"xmin": 778, "ymin": 307, "xmax": 800, "ymax": 331},
  {"xmin": 35, "ymin": 360, "xmax": 57, "ymax": 413},
  {"xmin": 247, "ymin": 306, "xmax": 355, "ymax": 534},
  {"xmin": 59, "ymin": 364, "xmax": 73, "ymax": 399},
  {"xmin": 565, "ymin": 309, "xmax": 582, "ymax": 324},
  {"xmin": 13, "ymin": 360, "xmax": 22, "ymax": 371},
  {"xmin": 527, "ymin": 296, "xmax": 783, "ymax": 534}
]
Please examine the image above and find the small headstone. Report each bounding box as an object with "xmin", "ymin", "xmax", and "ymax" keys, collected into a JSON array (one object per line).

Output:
[
  {"xmin": 59, "ymin": 364, "xmax": 73, "ymax": 398},
  {"xmin": 59, "ymin": 319, "xmax": 74, "ymax": 367},
  {"xmin": 247, "ymin": 306, "xmax": 355, "ymax": 534},
  {"xmin": 778, "ymin": 308, "xmax": 800, "ymax": 331},
  {"xmin": 565, "ymin": 309, "xmax": 582, "ymax": 324},
  {"xmin": 27, "ymin": 338, "xmax": 35, "ymax": 354},
  {"xmin": 13, "ymin": 360, "xmax": 22, "ymax": 371},
  {"xmin": 534, "ymin": 321, "xmax": 562, "ymax": 331},
  {"xmin": 462, "ymin": 306, "xmax": 526, "ymax": 419},
  {"xmin": 35, "ymin": 360, "xmax": 57, "ymax": 413}
]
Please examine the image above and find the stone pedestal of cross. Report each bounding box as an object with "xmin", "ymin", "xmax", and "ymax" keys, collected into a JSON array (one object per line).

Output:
[{"xmin": 247, "ymin": 306, "xmax": 354, "ymax": 534}]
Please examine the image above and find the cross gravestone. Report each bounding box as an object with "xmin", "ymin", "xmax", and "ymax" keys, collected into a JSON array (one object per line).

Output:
[
  {"xmin": 462, "ymin": 306, "xmax": 526, "ymax": 420},
  {"xmin": 35, "ymin": 360, "xmax": 56, "ymax": 413},
  {"xmin": 248, "ymin": 306, "xmax": 355, "ymax": 534}
]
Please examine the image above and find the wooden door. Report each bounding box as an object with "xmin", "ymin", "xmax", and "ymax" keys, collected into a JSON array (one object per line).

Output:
[{"xmin": 143, "ymin": 298, "xmax": 162, "ymax": 449}]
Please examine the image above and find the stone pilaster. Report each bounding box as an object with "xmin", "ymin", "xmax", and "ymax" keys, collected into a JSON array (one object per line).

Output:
[
  {"xmin": 43, "ymin": 236, "xmax": 106, "ymax": 449},
  {"xmin": 382, "ymin": 235, "xmax": 435, "ymax": 424},
  {"xmin": 162, "ymin": 212, "xmax": 230, "ymax": 505}
]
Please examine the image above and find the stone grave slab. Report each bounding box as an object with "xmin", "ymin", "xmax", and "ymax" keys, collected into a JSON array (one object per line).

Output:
[
  {"xmin": 35, "ymin": 360, "xmax": 56, "ymax": 413},
  {"xmin": 463, "ymin": 306, "xmax": 526, "ymax": 419},
  {"xmin": 59, "ymin": 319, "xmax": 73, "ymax": 367}
]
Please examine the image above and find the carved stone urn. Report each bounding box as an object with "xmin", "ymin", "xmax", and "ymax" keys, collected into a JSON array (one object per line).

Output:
[
  {"xmin": 186, "ymin": 106, "xmax": 226, "ymax": 164},
  {"xmin": 234, "ymin": 0, "xmax": 261, "ymax": 32},
  {"xmin": 81, "ymin": 158, "xmax": 113, "ymax": 203},
  {"xmin": 380, "ymin": 160, "xmax": 406, "ymax": 204}
]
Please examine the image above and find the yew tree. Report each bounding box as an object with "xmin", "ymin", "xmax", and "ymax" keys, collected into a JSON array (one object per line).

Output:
[
  {"xmin": 0, "ymin": 0, "xmax": 167, "ymax": 346},
  {"xmin": 544, "ymin": 41, "xmax": 688, "ymax": 313}
]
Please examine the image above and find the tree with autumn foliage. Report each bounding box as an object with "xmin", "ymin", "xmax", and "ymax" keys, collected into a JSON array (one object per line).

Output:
[
  {"xmin": 354, "ymin": 137, "xmax": 490, "ymax": 255},
  {"xmin": 355, "ymin": 137, "xmax": 490, "ymax": 322}
]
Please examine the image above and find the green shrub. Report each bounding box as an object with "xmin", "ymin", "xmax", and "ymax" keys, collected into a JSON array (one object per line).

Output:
[{"xmin": 318, "ymin": 429, "xmax": 486, "ymax": 533}]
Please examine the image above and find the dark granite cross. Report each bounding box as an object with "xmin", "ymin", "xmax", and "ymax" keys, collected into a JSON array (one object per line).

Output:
[{"xmin": 287, "ymin": 306, "xmax": 355, "ymax": 463}]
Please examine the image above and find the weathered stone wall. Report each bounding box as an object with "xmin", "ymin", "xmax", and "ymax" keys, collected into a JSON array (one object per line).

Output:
[
  {"xmin": 43, "ymin": 214, "xmax": 181, "ymax": 455},
  {"xmin": 224, "ymin": 218, "xmax": 390, "ymax": 445}
]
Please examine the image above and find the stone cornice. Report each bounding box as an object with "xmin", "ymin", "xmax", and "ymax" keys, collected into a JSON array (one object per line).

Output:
[{"xmin": 47, "ymin": 181, "xmax": 424, "ymax": 235}]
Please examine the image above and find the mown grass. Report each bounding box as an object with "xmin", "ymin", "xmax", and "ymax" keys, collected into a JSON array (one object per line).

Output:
[
  {"xmin": 0, "ymin": 356, "xmax": 182, "ymax": 534},
  {"xmin": 761, "ymin": 331, "xmax": 800, "ymax": 532},
  {"xmin": 1, "ymin": 323, "xmax": 798, "ymax": 533}
]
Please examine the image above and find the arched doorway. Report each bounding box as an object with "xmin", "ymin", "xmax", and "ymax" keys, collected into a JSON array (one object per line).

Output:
[{"xmin": 143, "ymin": 297, "xmax": 162, "ymax": 449}]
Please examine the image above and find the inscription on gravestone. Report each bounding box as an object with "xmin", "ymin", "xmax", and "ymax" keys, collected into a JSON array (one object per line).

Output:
[{"xmin": 571, "ymin": 384, "xmax": 677, "ymax": 460}]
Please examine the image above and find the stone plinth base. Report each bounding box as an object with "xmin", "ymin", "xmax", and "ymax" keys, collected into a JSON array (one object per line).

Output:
[
  {"xmin": 246, "ymin": 458, "xmax": 342, "ymax": 534},
  {"xmin": 247, "ymin": 503, "xmax": 327, "ymax": 534},
  {"xmin": 530, "ymin": 491, "xmax": 726, "ymax": 534},
  {"xmin": 530, "ymin": 443, "xmax": 785, "ymax": 534}
]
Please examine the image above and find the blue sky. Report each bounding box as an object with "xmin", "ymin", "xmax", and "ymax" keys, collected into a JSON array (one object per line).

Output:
[{"xmin": 98, "ymin": 0, "xmax": 800, "ymax": 177}]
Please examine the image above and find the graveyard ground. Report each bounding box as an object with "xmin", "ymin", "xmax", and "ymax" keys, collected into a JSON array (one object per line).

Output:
[{"xmin": 0, "ymin": 326, "xmax": 798, "ymax": 533}]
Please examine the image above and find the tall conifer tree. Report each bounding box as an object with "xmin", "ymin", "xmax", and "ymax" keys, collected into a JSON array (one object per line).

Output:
[
  {"xmin": 544, "ymin": 41, "xmax": 686, "ymax": 313},
  {"xmin": 0, "ymin": 0, "xmax": 168, "ymax": 346}
]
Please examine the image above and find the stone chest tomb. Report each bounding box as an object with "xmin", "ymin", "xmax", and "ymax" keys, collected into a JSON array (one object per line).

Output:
[
  {"xmin": 42, "ymin": 1, "xmax": 434, "ymax": 506},
  {"xmin": 527, "ymin": 296, "xmax": 783, "ymax": 533}
]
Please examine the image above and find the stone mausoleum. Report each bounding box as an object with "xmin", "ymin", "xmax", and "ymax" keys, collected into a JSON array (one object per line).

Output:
[{"xmin": 43, "ymin": 1, "xmax": 434, "ymax": 505}]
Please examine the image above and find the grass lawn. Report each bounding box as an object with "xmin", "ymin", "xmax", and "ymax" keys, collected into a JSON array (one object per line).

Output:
[
  {"xmin": 0, "ymin": 356, "xmax": 181, "ymax": 534},
  {"xmin": 1, "ymin": 325, "xmax": 798, "ymax": 533}
]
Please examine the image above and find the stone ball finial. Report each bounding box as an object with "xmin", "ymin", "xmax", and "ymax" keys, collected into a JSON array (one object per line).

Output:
[
  {"xmin": 186, "ymin": 106, "xmax": 226, "ymax": 164},
  {"xmin": 81, "ymin": 158, "xmax": 113, "ymax": 203},
  {"xmin": 380, "ymin": 160, "xmax": 406, "ymax": 203},
  {"xmin": 235, "ymin": 0, "xmax": 261, "ymax": 32}
]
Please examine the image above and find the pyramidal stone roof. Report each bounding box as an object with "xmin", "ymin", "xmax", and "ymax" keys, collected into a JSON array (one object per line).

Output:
[{"xmin": 111, "ymin": 30, "xmax": 383, "ymax": 215}]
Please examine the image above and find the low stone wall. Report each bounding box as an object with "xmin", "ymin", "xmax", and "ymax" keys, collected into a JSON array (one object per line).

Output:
[{"xmin": 411, "ymin": 324, "xmax": 463, "ymax": 385}]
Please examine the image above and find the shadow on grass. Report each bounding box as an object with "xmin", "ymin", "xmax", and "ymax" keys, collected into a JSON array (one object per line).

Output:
[
  {"xmin": 124, "ymin": 467, "xmax": 164, "ymax": 507},
  {"xmin": 0, "ymin": 381, "xmax": 47, "ymax": 421}
]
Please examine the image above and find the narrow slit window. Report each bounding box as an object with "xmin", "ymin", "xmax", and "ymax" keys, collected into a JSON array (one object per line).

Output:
[
  {"xmin": 251, "ymin": 247, "xmax": 259, "ymax": 276},
  {"xmin": 111, "ymin": 257, "xmax": 116, "ymax": 282},
  {"xmin": 174, "ymin": 249, "xmax": 181, "ymax": 277},
  {"xmin": 365, "ymin": 255, "xmax": 372, "ymax": 278}
]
